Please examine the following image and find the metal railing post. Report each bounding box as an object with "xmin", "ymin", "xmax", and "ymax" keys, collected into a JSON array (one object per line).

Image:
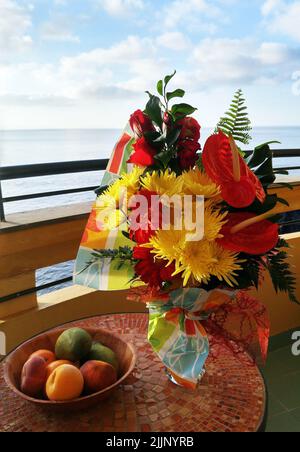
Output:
[{"xmin": 0, "ymin": 181, "xmax": 5, "ymax": 222}]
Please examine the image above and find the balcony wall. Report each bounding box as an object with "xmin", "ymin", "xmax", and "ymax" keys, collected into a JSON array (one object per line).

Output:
[{"xmin": 1, "ymin": 184, "xmax": 300, "ymax": 355}]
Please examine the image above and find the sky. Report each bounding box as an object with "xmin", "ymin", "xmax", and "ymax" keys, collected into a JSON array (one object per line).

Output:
[{"xmin": 0, "ymin": 0, "xmax": 300, "ymax": 129}]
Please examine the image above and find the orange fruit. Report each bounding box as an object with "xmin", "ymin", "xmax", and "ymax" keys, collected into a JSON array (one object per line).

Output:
[
  {"xmin": 46, "ymin": 364, "xmax": 84, "ymax": 401},
  {"xmin": 45, "ymin": 360, "xmax": 74, "ymax": 379},
  {"xmin": 30, "ymin": 350, "xmax": 56, "ymax": 366}
]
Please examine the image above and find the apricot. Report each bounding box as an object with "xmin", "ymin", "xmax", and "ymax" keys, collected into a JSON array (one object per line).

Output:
[
  {"xmin": 46, "ymin": 364, "xmax": 84, "ymax": 401},
  {"xmin": 21, "ymin": 356, "xmax": 48, "ymax": 398},
  {"xmin": 45, "ymin": 360, "xmax": 74, "ymax": 379},
  {"xmin": 30, "ymin": 349, "xmax": 56, "ymax": 366},
  {"xmin": 80, "ymin": 360, "xmax": 117, "ymax": 395}
]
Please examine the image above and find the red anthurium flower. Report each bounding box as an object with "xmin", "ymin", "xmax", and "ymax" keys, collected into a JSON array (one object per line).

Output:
[
  {"xmin": 133, "ymin": 246, "xmax": 176, "ymax": 288},
  {"xmin": 202, "ymin": 131, "xmax": 266, "ymax": 208},
  {"xmin": 128, "ymin": 137, "xmax": 157, "ymax": 167},
  {"xmin": 178, "ymin": 117, "xmax": 201, "ymax": 142},
  {"xmin": 218, "ymin": 212, "xmax": 279, "ymax": 255},
  {"xmin": 129, "ymin": 110, "xmax": 154, "ymax": 137}
]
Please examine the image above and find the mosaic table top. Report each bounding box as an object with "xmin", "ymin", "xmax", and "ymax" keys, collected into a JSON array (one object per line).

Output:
[{"xmin": 0, "ymin": 313, "xmax": 266, "ymax": 432}]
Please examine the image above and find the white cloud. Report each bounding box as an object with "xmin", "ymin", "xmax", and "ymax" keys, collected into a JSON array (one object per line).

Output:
[
  {"xmin": 0, "ymin": 0, "xmax": 32, "ymax": 56},
  {"xmin": 40, "ymin": 18, "xmax": 80, "ymax": 43},
  {"xmin": 261, "ymin": 0, "xmax": 283, "ymax": 15},
  {"xmin": 262, "ymin": 0, "xmax": 300, "ymax": 42},
  {"xmin": 157, "ymin": 32, "xmax": 190, "ymax": 51},
  {"xmin": 0, "ymin": 36, "xmax": 160, "ymax": 104},
  {"xmin": 0, "ymin": 30, "xmax": 299, "ymax": 129},
  {"xmin": 191, "ymin": 38, "xmax": 298, "ymax": 85},
  {"xmin": 161, "ymin": 0, "xmax": 224, "ymax": 30},
  {"xmin": 99, "ymin": 0, "xmax": 144, "ymax": 16}
]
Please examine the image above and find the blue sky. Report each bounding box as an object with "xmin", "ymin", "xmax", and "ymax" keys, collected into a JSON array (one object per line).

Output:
[{"xmin": 0, "ymin": 0, "xmax": 300, "ymax": 129}]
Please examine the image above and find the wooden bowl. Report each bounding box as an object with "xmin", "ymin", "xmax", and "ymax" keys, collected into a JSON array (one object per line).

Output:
[{"xmin": 4, "ymin": 327, "xmax": 136, "ymax": 413}]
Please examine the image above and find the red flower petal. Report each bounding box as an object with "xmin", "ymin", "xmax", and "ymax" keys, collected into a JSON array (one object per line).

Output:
[
  {"xmin": 218, "ymin": 212, "xmax": 279, "ymax": 255},
  {"xmin": 202, "ymin": 131, "xmax": 266, "ymax": 208},
  {"xmin": 133, "ymin": 246, "xmax": 176, "ymax": 288},
  {"xmin": 128, "ymin": 137, "xmax": 156, "ymax": 167},
  {"xmin": 130, "ymin": 110, "xmax": 154, "ymax": 137},
  {"xmin": 221, "ymin": 177, "xmax": 256, "ymax": 209}
]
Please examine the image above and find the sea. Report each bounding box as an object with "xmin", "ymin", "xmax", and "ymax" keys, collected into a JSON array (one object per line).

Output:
[{"xmin": 0, "ymin": 127, "xmax": 299, "ymax": 293}]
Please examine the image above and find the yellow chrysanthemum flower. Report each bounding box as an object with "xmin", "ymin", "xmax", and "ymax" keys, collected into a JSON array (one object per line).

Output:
[
  {"xmin": 149, "ymin": 229, "xmax": 186, "ymax": 266},
  {"xmin": 203, "ymin": 207, "xmax": 228, "ymax": 241},
  {"xmin": 120, "ymin": 166, "xmax": 144, "ymax": 198},
  {"xmin": 95, "ymin": 194, "xmax": 127, "ymax": 229},
  {"xmin": 180, "ymin": 168, "xmax": 220, "ymax": 199},
  {"xmin": 208, "ymin": 243, "xmax": 243, "ymax": 287},
  {"xmin": 141, "ymin": 170, "xmax": 183, "ymax": 197},
  {"xmin": 173, "ymin": 240, "xmax": 217, "ymax": 286},
  {"xmin": 102, "ymin": 166, "xmax": 143, "ymax": 204}
]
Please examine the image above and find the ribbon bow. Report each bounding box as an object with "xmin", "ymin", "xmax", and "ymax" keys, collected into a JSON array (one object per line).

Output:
[{"xmin": 148, "ymin": 288, "xmax": 270, "ymax": 390}]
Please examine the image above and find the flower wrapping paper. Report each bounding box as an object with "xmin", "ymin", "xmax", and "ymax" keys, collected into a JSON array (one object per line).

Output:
[
  {"xmin": 74, "ymin": 125, "xmax": 137, "ymax": 290},
  {"xmin": 148, "ymin": 288, "xmax": 236, "ymax": 389}
]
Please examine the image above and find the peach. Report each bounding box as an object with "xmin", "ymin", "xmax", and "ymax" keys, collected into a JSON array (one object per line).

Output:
[
  {"xmin": 46, "ymin": 364, "xmax": 84, "ymax": 401},
  {"xmin": 45, "ymin": 360, "xmax": 74, "ymax": 379},
  {"xmin": 80, "ymin": 360, "xmax": 117, "ymax": 395},
  {"xmin": 21, "ymin": 356, "xmax": 48, "ymax": 398},
  {"xmin": 30, "ymin": 350, "xmax": 56, "ymax": 366}
]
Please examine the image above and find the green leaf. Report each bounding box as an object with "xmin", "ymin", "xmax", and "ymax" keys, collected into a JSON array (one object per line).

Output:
[
  {"xmin": 145, "ymin": 94, "xmax": 163, "ymax": 128},
  {"xmin": 157, "ymin": 80, "xmax": 163, "ymax": 96},
  {"xmin": 172, "ymin": 103, "xmax": 197, "ymax": 117},
  {"xmin": 166, "ymin": 89, "xmax": 185, "ymax": 102},
  {"xmin": 277, "ymin": 197, "xmax": 290, "ymax": 207},
  {"xmin": 164, "ymin": 71, "xmax": 177, "ymax": 88},
  {"xmin": 265, "ymin": 248, "xmax": 299, "ymax": 304},
  {"xmin": 166, "ymin": 127, "xmax": 181, "ymax": 147}
]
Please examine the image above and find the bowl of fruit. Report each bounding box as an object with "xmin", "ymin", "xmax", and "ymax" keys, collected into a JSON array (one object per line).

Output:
[{"xmin": 4, "ymin": 327, "xmax": 136, "ymax": 412}]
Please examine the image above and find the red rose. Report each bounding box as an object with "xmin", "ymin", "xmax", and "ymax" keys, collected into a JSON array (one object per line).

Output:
[
  {"xmin": 178, "ymin": 149, "xmax": 199, "ymax": 170},
  {"xmin": 178, "ymin": 117, "xmax": 201, "ymax": 142},
  {"xmin": 133, "ymin": 246, "xmax": 176, "ymax": 288},
  {"xmin": 128, "ymin": 136, "xmax": 157, "ymax": 167},
  {"xmin": 130, "ymin": 110, "xmax": 154, "ymax": 137},
  {"xmin": 178, "ymin": 140, "xmax": 201, "ymax": 154}
]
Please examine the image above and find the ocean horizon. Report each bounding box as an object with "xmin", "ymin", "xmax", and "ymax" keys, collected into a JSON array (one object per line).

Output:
[{"xmin": 0, "ymin": 126, "xmax": 299, "ymax": 216}]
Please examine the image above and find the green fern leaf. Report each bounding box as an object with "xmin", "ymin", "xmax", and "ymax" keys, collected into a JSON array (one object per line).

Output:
[
  {"xmin": 216, "ymin": 89, "xmax": 252, "ymax": 145},
  {"xmin": 262, "ymin": 242, "xmax": 299, "ymax": 304}
]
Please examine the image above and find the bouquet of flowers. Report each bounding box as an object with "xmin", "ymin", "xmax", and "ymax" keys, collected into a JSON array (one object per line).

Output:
[{"xmin": 75, "ymin": 72, "xmax": 297, "ymax": 389}]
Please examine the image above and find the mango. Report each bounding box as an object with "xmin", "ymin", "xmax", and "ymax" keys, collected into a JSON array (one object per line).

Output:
[
  {"xmin": 46, "ymin": 364, "xmax": 84, "ymax": 401},
  {"xmin": 21, "ymin": 356, "xmax": 48, "ymax": 398},
  {"xmin": 55, "ymin": 328, "xmax": 92, "ymax": 362},
  {"xmin": 86, "ymin": 342, "xmax": 119, "ymax": 373},
  {"xmin": 80, "ymin": 360, "xmax": 117, "ymax": 395}
]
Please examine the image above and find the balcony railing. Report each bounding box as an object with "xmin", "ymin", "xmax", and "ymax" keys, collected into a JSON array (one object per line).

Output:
[{"xmin": 0, "ymin": 159, "xmax": 109, "ymax": 222}]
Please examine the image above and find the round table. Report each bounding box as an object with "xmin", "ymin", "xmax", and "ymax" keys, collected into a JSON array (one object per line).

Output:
[{"xmin": 0, "ymin": 313, "xmax": 266, "ymax": 433}]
